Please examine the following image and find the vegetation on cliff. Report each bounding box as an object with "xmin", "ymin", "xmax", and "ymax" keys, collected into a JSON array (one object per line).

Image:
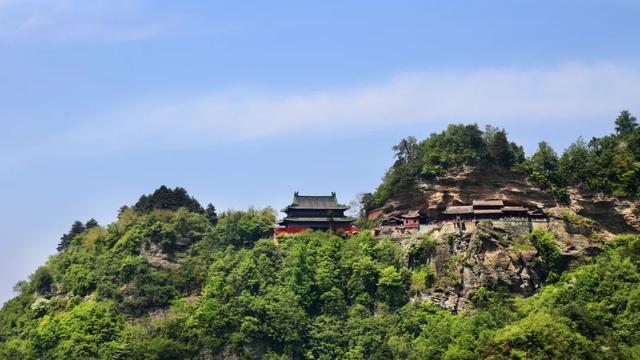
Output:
[
  {"xmin": 1, "ymin": 186, "xmax": 639, "ymax": 358},
  {"xmin": 370, "ymin": 111, "xmax": 640, "ymax": 209}
]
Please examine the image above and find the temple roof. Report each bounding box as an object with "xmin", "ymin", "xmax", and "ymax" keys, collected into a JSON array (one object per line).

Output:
[
  {"xmin": 473, "ymin": 199, "xmax": 504, "ymax": 207},
  {"xmin": 442, "ymin": 206, "xmax": 474, "ymax": 215},
  {"xmin": 502, "ymin": 206, "xmax": 529, "ymax": 212},
  {"xmin": 402, "ymin": 210, "xmax": 421, "ymax": 218},
  {"xmin": 474, "ymin": 209, "xmax": 503, "ymax": 215},
  {"xmin": 281, "ymin": 216, "xmax": 355, "ymax": 223},
  {"xmin": 283, "ymin": 192, "xmax": 350, "ymax": 211},
  {"xmin": 380, "ymin": 215, "xmax": 403, "ymax": 222}
]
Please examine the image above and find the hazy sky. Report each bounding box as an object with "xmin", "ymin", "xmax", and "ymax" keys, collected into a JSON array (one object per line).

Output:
[{"xmin": 1, "ymin": 0, "xmax": 640, "ymax": 304}]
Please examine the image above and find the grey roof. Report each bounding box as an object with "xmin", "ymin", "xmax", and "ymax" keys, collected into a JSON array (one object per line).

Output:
[
  {"xmin": 502, "ymin": 206, "xmax": 529, "ymax": 212},
  {"xmin": 402, "ymin": 210, "xmax": 420, "ymax": 218},
  {"xmin": 281, "ymin": 217, "xmax": 355, "ymax": 223},
  {"xmin": 474, "ymin": 209, "xmax": 503, "ymax": 215},
  {"xmin": 443, "ymin": 206, "xmax": 474, "ymax": 215},
  {"xmin": 284, "ymin": 192, "xmax": 350, "ymax": 210},
  {"xmin": 473, "ymin": 199, "xmax": 504, "ymax": 207}
]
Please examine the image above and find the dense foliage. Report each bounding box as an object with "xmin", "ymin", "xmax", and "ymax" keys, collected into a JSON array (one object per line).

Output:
[
  {"xmin": 133, "ymin": 186, "xmax": 205, "ymax": 214},
  {"xmin": 57, "ymin": 219, "xmax": 98, "ymax": 252},
  {"xmin": 370, "ymin": 124, "xmax": 524, "ymax": 208},
  {"xmin": 1, "ymin": 190, "xmax": 639, "ymax": 358},
  {"xmin": 370, "ymin": 111, "xmax": 640, "ymax": 209}
]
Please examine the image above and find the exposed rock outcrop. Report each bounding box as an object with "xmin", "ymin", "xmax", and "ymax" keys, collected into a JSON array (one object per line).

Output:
[
  {"xmin": 380, "ymin": 165, "xmax": 639, "ymax": 234},
  {"xmin": 379, "ymin": 166, "xmax": 638, "ymax": 313},
  {"xmin": 409, "ymin": 219, "xmax": 602, "ymax": 313}
]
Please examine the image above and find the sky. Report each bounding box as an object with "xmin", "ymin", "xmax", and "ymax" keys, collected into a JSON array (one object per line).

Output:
[{"xmin": 1, "ymin": 0, "xmax": 640, "ymax": 304}]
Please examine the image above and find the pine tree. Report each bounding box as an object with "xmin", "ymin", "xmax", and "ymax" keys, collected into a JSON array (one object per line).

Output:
[
  {"xmin": 206, "ymin": 203, "xmax": 218, "ymax": 226},
  {"xmin": 488, "ymin": 129, "xmax": 513, "ymax": 167},
  {"xmin": 85, "ymin": 218, "xmax": 99, "ymax": 229},
  {"xmin": 392, "ymin": 136, "xmax": 418, "ymax": 164},
  {"xmin": 133, "ymin": 186, "xmax": 204, "ymax": 214},
  {"xmin": 615, "ymin": 110, "xmax": 638, "ymax": 137},
  {"xmin": 57, "ymin": 220, "xmax": 86, "ymax": 252}
]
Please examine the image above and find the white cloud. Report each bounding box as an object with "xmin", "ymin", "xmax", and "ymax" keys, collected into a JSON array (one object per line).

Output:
[
  {"xmin": 0, "ymin": 0, "xmax": 161, "ymax": 42},
  {"xmin": 58, "ymin": 62, "xmax": 640, "ymax": 153}
]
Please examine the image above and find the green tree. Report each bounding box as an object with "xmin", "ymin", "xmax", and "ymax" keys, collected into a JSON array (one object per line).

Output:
[
  {"xmin": 31, "ymin": 300, "xmax": 125, "ymax": 359},
  {"xmin": 216, "ymin": 208, "xmax": 275, "ymax": 247},
  {"xmin": 559, "ymin": 137, "xmax": 591, "ymax": 185},
  {"xmin": 205, "ymin": 203, "xmax": 218, "ymax": 226},
  {"xmin": 133, "ymin": 186, "xmax": 204, "ymax": 214},
  {"xmin": 528, "ymin": 229, "xmax": 560, "ymax": 274},
  {"xmin": 487, "ymin": 312, "xmax": 593, "ymax": 358},
  {"xmin": 393, "ymin": 136, "xmax": 418, "ymax": 164},
  {"xmin": 526, "ymin": 141, "xmax": 560, "ymax": 189},
  {"xmin": 85, "ymin": 218, "xmax": 99, "ymax": 229},
  {"xmin": 485, "ymin": 126, "xmax": 514, "ymax": 168},
  {"xmin": 30, "ymin": 266, "xmax": 54, "ymax": 294},
  {"xmin": 377, "ymin": 266, "xmax": 410, "ymax": 308},
  {"xmin": 57, "ymin": 220, "xmax": 86, "ymax": 252},
  {"xmin": 615, "ymin": 110, "xmax": 638, "ymax": 137}
]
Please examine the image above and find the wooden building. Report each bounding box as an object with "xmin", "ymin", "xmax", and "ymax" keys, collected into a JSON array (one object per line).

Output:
[
  {"xmin": 379, "ymin": 215, "xmax": 403, "ymax": 227},
  {"xmin": 502, "ymin": 206, "xmax": 529, "ymax": 219},
  {"xmin": 472, "ymin": 199, "xmax": 504, "ymax": 220},
  {"xmin": 441, "ymin": 205, "xmax": 474, "ymax": 221},
  {"xmin": 440, "ymin": 200, "xmax": 544, "ymax": 222},
  {"xmin": 274, "ymin": 192, "xmax": 358, "ymax": 236},
  {"xmin": 367, "ymin": 208, "xmax": 384, "ymax": 220},
  {"xmin": 402, "ymin": 211, "xmax": 421, "ymax": 228}
]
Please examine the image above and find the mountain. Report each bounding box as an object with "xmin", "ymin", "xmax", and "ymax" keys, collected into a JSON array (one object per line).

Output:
[{"xmin": 1, "ymin": 114, "xmax": 640, "ymax": 359}]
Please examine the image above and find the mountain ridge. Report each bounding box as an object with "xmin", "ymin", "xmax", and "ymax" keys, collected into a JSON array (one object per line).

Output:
[{"xmin": 2, "ymin": 115, "xmax": 640, "ymax": 359}]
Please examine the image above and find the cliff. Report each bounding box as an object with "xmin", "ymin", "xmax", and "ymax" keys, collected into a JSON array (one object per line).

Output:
[
  {"xmin": 376, "ymin": 166, "xmax": 639, "ymax": 312},
  {"xmin": 379, "ymin": 165, "xmax": 639, "ymax": 233}
]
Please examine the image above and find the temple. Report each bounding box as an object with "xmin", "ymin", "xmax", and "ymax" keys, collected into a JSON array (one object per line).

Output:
[
  {"xmin": 440, "ymin": 199, "xmax": 542, "ymax": 221},
  {"xmin": 274, "ymin": 192, "xmax": 358, "ymax": 236}
]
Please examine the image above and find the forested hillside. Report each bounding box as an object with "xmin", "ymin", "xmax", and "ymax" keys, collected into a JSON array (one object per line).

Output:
[
  {"xmin": 1, "ymin": 113, "xmax": 640, "ymax": 359},
  {"xmin": 2, "ymin": 195, "xmax": 639, "ymax": 359},
  {"xmin": 369, "ymin": 111, "xmax": 640, "ymax": 209}
]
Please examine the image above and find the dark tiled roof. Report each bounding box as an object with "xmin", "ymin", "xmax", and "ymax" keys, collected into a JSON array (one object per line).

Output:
[
  {"xmin": 443, "ymin": 206, "xmax": 474, "ymax": 215},
  {"xmin": 402, "ymin": 210, "xmax": 420, "ymax": 218},
  {"xmin": 474, "ymin": 209, "xmax": 502, "ymax": 215},
  {"xmin": 285, "ymin": 192, "xmax": 350, "ymax": 210},
  {"xmin": 502, "ymin": 206, "xmax": 529, "ymax": 212},
  {"xmin": 473, "ymin": 199, "xmax": 504, "ymax": 207},
  {"xmin": 380, "ymin": 215, "xmax": 403, "ymax": 222},
  {"xmin": 282, "ymin": 217, "xmax": 355, "ymax": 223}
]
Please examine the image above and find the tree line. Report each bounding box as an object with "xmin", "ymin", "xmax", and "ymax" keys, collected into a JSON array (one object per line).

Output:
[{"xmin": 368, "ymin": 111, "xmax": 640, "ymax": 210}]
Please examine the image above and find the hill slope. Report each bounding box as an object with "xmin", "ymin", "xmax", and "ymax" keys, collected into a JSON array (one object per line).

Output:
[
  {"xmin": 2, "ymin": 113, "xmax": 640, "ymax": 359},
  {"xmin": 1, "ymin": 198, "xmax": 639, "ymax": 359}
]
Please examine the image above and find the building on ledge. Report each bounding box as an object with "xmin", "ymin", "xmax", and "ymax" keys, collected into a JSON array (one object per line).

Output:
[
  {"xmin": 441, "ymin": 205, "xmax": 474, "ymax": 221},
  {"xmin": 440, "ymin": 199, "xmax": 545, "ymax": 222},
  {"xmin": 274, "ymin": 192, "xmax": 358, "ymax": 236},
  {"xmin": 402, "ymin": 210, "xmax": 421, "ymax": 228}
]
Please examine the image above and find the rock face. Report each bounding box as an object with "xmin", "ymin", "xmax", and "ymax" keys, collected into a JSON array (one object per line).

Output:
[
  {"xmin": 381, "ymin": 165, "xmax": 640, "ymax": 234},
  {"xmin": 410, "ymin": 219, "xmax": 601, "ymax": 313},
  {"xmin": 568, "ymin": 188, "xmax": 640, "ymax": 234},
  {"xmin": 379, "ymin": 166, "xmax": 638, "ymax": 313}
]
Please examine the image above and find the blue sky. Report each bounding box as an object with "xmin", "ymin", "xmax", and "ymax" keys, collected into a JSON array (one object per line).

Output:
[{"xmin": 1, "ymin": 0, "xmax": 640, "ymax": 304}]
